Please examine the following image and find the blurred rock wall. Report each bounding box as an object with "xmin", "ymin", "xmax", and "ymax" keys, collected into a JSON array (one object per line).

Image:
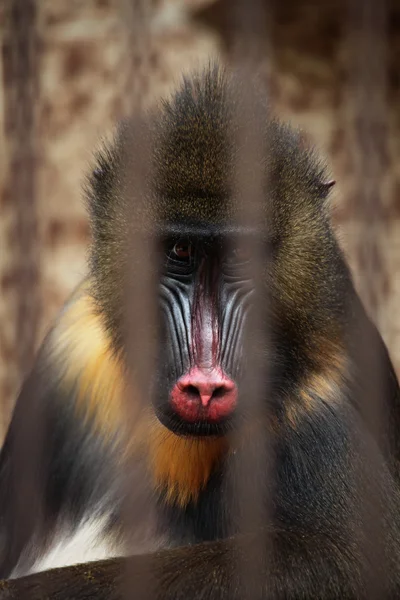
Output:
[{"xmin": 0, "ymin": 0, "xmax": 399, "ymax": 437}]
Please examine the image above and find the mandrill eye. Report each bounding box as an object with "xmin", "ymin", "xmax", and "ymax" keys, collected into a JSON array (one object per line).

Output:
[
  {"xmin": 165, "ymin": 238, "xmax": 194, "ymax": 274},
  {"xmin": 171, "ymin": 240, "xmax": 192, "ymax": 262}
]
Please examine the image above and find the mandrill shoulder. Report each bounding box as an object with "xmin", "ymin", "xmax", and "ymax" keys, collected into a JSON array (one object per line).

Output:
[{"xmin": 46, "ymin": 278, "xmax": 128, "ymax": 439}]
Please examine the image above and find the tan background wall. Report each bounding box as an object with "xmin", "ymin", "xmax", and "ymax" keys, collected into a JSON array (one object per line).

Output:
[{"xmin": 1, "ymin": 0, "xmax": 399, "ymax": 438}]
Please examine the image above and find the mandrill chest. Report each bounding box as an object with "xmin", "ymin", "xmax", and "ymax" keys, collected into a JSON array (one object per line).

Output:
[{"xmin": 158, "ymin": 456, "xmax": 231, "ymax": 545}]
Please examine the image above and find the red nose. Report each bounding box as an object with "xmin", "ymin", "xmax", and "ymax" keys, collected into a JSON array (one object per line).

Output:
[{"xmin": 170, "ymin": 367, "xmax": 238, "ymax": 423}]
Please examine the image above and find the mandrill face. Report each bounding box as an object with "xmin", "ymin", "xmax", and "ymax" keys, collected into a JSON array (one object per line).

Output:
[{"xmin": 155, "ymin": 231, "xmax": 255, "ymax": 437}]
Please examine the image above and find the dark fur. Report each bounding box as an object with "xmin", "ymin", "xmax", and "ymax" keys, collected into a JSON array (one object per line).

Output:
[{"xmin": 1, "ymin": 66, "xmax": 400, "ymax": 598}]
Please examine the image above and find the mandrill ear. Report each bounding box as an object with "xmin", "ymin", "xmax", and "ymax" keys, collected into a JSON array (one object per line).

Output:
[
  {"xmin": 323, "ymin": 179, "xmax": 336, "ymax": 190},
  {"xmin": 318, "ymin": 178, "xmax": 336, "ymax": 202}
]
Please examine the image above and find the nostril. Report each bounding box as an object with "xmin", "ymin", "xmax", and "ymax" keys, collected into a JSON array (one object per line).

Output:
[
  {"xmin": 185, "ymin": 385, "xmax": 200, "ymax": 398},
  {"xmin": 211, "ymin": 386, "xmax": 227, "ymax": 399}
]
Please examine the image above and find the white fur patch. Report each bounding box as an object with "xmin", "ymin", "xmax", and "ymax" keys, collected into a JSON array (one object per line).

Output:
[{"xmin": 16, "ymin": 517, "xmax": 121, "ymax": 578}]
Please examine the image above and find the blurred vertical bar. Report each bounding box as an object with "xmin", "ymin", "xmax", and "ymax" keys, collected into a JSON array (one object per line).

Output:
[
  {"xmin": 345, "ymin": 0, "xmax": 387, "ymax": 320},
  {"xmin": 119, "ymin": 2, "xmax": 156, "ymax": 599},
  {"xmin": 229, "ymin": 1, "xmax": 271, "ymax": 598},
  {"xmin": 121, "ymin": 0, "xmax": 152, "ymax": 114},
  {"xmin": 344, "ymin": 0, "xmax": 388, "ymax": 594},
  {"xmin": 1, "ymin": 0, "xmax": 45, "ymax": 594},
  {"xmin": 1, "ymin": 0, "xmax": 41, "ymax": 425},
  {"xmin": 2, "ymin": 0, "xmax": 41, "ymax": 388}
]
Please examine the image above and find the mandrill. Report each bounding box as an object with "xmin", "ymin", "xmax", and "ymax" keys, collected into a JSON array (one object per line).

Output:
[{"xmin": 1, "ymin": 65, "xmax": 400, "ymax": 599}]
